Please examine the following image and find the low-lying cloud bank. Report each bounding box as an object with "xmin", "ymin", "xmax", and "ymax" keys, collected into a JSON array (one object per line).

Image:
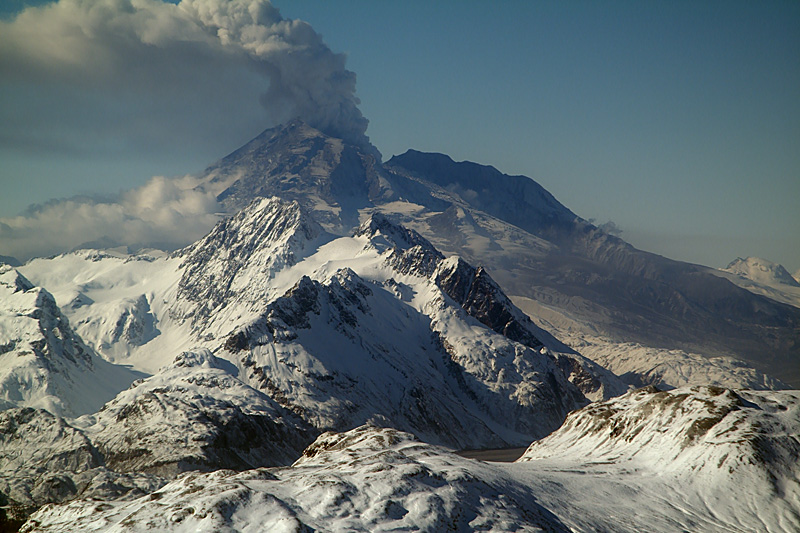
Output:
[{"xmin": 0, "ymin": 176, "xmax": 221, "ymax": 262}]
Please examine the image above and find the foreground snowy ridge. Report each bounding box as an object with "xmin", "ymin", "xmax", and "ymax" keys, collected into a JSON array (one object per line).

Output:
[{"xmin": 22, "ymin": 388, "xmax": 800, "ymax": 532}]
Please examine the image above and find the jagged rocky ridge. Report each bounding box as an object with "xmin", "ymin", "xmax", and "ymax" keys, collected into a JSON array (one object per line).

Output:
[
  {"xmin": 174, "ymin": 197, "xmax": 330, "ymax": 332},
  {"xmin": 207, "ymin": 205, "xmax": 612, "ymax": 447}
]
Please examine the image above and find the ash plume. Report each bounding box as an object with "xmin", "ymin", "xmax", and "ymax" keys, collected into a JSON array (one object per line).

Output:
[{"xmin": 0, "ymin": 0, "xmax": 372, "ymax": 148}]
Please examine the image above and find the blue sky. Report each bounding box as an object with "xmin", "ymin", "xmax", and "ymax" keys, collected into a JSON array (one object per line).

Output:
[{"xmin": 1, "ymin": 0, "xmax": 798, "ymax": 271}]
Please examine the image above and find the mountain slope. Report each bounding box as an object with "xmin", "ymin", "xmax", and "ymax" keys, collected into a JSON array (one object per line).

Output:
[
  {"xmin": 0, "ymin": 407, "xmax": 164, "ymax": 524},
  {"xmin": 74, "ymin": 349, "xmax": 314, "ymax": 477},
  {"xmin": 210, "ymin": 207, "xmax": 593, "ymax": 448},
  {"xmin": 517, "ymin": 385, "xmax": 800, "ymax": 532},
  {"xmin": 173, "ymin": 196, "xmax": 333, "ymax": 334},
  {"xmin": 385, "ymin": 150, "xmax": 800, "ymax": 386},
  {"xmin": 198, "ymin": 119, "xmax": 391, "ymax": 232}
]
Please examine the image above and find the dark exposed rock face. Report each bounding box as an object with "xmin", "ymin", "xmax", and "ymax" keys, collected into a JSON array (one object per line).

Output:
[
  {"xmin": 203, "ymin": 120, "xmax": 389, "ymax": 231},
  {"xmin": 435, "ymin": 258, "xmax": 544, "ymax": 350}
]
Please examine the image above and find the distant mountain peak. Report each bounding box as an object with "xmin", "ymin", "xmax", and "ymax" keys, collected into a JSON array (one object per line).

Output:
[{"xmin": 723, "ymin": 256, "xmax": 800, "ymax": 288}]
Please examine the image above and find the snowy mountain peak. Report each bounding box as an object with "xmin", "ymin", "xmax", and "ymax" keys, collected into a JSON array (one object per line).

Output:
[
  {"xmin": 385, "ymin": 149, "xmax": 579, "ymax": 236},
  {"xmin": 723, "ymin": 256, "xmax": 800, "ymax": 287},
  {"xmin": 0, "ymin": 264, "xmax": 35, "ymax": 293},
  {"xmin": 356, "ymin": 213, "xmax": 444, "ymax": 277},
  {"xmin": 355, "ymin": 213, "xmax": 438, "ymax": 253},
  {"xmin": 175, "ymin": 197, "xmax": 330, "ymax": 330},
  {"xmin": 199, "ymin": 119, "xmax": 390, "ymax": 231},
  {"xmin": 169, "ymin": 347, "xmax": 227, "ymax": 370}
]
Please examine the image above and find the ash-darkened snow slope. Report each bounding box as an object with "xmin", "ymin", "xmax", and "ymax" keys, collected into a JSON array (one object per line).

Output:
[{"xmin": 199, "ymin": 119, "xmax": 392, "ymax": 231}]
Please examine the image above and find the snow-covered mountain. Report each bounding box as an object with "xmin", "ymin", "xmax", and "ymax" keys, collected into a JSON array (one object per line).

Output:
[
  {"xmin": 712, "ymin": 256, "xmax": 800, "ymax": 309},
  {"xmin": 5, "ymin": 118, "xmax": 799, "ymax": 530},
  {"xmin": 187, "ymin": 121, "xmax": 800, "ymax": 388},
  {"xmin": 724, "ymin": 256, "xmax": 800, "ymax": 287},
  {"xmin": 18, "ymin": 198, "xmax": 612, "ymax": 449},
  {"xmin": 0, "ymin": 348, "xmax": 311, "ymax": 524},
  {"xmin": 22, "ymin": 425, "xmax": 571, "ymax": 532},
  {"xmin": 0, "ymin": 266, "xmax": 141, "ymax": 417},
  {"xmin": 518, "ymin": 385, "xmax": 800, "ymax": 531}
]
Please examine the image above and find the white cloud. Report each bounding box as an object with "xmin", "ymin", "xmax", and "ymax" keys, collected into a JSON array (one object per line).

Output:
[{"xmin": 0, "ymin": 175, "xmax": 221, "ymax": 261}]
